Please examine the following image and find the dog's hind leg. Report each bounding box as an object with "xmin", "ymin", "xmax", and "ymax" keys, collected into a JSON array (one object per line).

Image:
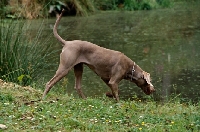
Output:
[
  {"xmin": 74, "ymin": 63, "xmax": 86, "ymax": 99},
  {"xmin": 42, "ymin": 64, "xmax": 71, "ymax": 99}
]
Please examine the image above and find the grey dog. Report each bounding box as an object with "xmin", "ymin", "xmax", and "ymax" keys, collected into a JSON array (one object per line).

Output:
[{"xmin": 42, "ymin": 10, "xmax": 155, "ymax": 101}]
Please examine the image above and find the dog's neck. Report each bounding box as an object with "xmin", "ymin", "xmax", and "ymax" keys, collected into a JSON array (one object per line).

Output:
[
  {"xmin": 130, "ymin": 62, "xmax": 136, "ymax": 81},
  {"xmin": 124, "ymin": 62, "xmax": 138, "ymax": 81}
]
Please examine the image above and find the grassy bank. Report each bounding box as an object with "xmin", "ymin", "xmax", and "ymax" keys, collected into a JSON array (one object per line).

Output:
[{"xmin": 0, "ymin": 79, "xmax": 199, "ymax": 131}]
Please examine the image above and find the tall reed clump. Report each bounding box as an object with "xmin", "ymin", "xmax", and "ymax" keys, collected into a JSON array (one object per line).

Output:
[
  {"xmin": 0, "ymin": 19, "xmax": 58, "ymax": 86},
  {"xmin": 71, "ymin": 0, "xmax": 95, "ymax": 16}
]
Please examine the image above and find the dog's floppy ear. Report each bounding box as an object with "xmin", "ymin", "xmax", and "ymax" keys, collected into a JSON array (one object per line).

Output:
[{"xmin": 142, "ymin": 71, "xmax": 153, "ymax": 86}]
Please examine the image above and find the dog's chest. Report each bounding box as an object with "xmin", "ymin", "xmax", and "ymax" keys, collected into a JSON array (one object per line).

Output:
[{"xmin": 86, "ymin": 64, "xmax": 111, "ymax": 79}]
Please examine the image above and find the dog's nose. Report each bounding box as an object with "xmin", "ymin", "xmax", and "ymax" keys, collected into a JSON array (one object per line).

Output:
[{"xmin": 151, "ymin": 87, "xmax": 155, "ymax": 93}]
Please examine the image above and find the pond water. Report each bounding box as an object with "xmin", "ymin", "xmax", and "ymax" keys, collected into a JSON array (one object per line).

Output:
[{"xmin": 30, "ymin": 2, "xmax": 200, "ymax": 102}]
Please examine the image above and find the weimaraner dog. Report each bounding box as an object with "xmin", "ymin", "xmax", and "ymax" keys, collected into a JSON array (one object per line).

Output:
[{"xmin": 42, "ymin": 10, "xmax": 155, "ymax": 101}]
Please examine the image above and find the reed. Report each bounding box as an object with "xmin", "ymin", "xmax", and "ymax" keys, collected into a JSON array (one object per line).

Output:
[{"xmin": 0, "ymin": 19, "xmax": 58, "ymax": 86}]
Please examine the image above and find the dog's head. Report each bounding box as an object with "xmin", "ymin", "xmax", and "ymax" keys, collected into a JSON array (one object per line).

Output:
[
  {"xmin": 135, "ymin": 71, "xmax": 155, "ymax": 95},
  {"xmin": 129, "ymin": 65, "xmax": 155, "ymax": 95}
]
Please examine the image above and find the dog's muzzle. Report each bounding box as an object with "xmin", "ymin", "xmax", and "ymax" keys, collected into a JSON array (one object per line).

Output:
[{"xmin": 142, "ymin": 84, "xmax": 155, "ymax": 95}]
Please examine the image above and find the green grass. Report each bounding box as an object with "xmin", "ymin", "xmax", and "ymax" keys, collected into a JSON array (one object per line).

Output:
[{"xmin": 0, "ymin": 80, "xmax": 199, "ymax": 131}]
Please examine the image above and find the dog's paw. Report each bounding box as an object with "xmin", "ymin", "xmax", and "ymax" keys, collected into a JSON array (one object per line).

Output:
[{"xmin": 105, "ymin": 92, "xmax": 114, "ymax": 98}]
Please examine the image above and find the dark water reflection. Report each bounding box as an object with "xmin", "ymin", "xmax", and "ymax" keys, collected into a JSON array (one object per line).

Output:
[{"xmin": 31, "ymin": 2, "xmax": 200, "ymax": 102}]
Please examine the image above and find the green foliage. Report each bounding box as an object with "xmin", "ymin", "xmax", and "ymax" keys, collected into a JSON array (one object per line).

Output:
[
  {"xmin": 94, "ymin": 0, "xmax": 172, "ymax": 11},
  {"xmin": 48, "ymin": 0, "xmax": 67, "ymax": 12},
  {"xmin": 123, "ymin": 0, "xmax": 172, "ymax": 11},
  {"xmin": 94, "ymin": 0, "xmax": 118, "ymax": 10},
  {"xmin": 0, "ymin": 0, "xmax": 8, "ymax": 18},
  {"xmin": 0, "ymin": 0, "xmax": 173, "ymax": 19},
  {"xmin": 124, "ymin": 0, "xmax": 151, "ymax": 10},
  {"xmin": 157, "ymin": 0, "xmax": 171, "ymax": 8},
  {"xmin": 0, "ymin": 19, "xmax": 57, "ymax": 86}
]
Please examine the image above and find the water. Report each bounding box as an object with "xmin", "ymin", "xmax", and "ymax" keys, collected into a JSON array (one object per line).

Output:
[{"xmin": 30, "ymin": 2, "xmax": 200, "ymax": 102}]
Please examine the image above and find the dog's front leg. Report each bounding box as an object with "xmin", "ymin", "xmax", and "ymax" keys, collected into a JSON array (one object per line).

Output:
[{"xmin": 108, "ymin": 79, "xmax": 120, "ymax": 102}]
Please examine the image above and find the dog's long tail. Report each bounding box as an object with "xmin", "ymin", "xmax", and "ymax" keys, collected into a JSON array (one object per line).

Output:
[{"xmin": 53, "ymin": 9, "xmax": 66, "ymax": 46}]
